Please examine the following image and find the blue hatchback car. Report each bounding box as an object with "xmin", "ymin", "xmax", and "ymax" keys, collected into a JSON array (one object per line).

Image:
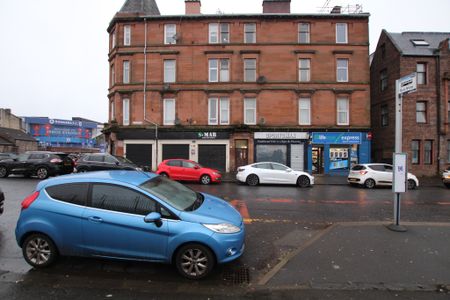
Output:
[{"xmin": 15, "ymin": 171, "xmax": 245, "ymax": 279}]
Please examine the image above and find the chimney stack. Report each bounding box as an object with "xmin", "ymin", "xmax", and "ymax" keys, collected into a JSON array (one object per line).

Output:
[
  {"xmin": 262, "ymin": 0, "xmax": 291, "ymax": 14},
  {"xmin": 185, "ymin": 0, "xmax": 201, "ymax": 15}
]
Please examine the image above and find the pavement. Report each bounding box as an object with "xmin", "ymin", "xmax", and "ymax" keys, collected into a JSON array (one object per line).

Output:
[
  {"xmin": 222, "ymin": 172, "xmax": 444, "ymax": 187},
  {"xmin": 253, "ymin": 221, "xmax": 450, "ymax": 295}
]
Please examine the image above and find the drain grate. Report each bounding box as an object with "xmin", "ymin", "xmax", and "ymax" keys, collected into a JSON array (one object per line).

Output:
[{"xmin": 222, "ymin": 266, "xmax": 250, "ymax": 285}]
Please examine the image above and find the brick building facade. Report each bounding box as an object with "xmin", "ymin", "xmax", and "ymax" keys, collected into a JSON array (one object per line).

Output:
[
  {"xmin": 105, "ymin": 0, "xmax": 371, "ymax": 174},
  {"xmin": 371, "ymin": 31, "xmax": 450, "ymax": 176}
]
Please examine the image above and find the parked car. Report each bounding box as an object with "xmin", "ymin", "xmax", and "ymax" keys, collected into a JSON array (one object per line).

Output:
[
  {"xmin": 156, "ymin": 159, "xmax": 221, "ymax": 185},
  {"xmin": 75, "ymin": 153, "xmax": 140, "ymax": 172},
  {"xmin": 0, "ymin": 153, "xmax": 17, "ymax": 161},
  {"xmin": 0, "ymin": 151, "xmax": 74, "ymax": 179},
  {"xmin": 347, "ymin": 163, "xmax": 419, "ymax": 189},
  {"xmin": 236, "ymin": 162, "xmax": 314, "ymax": 187},
  {"xmin": 0, "ymin": 187, "xmax": 4, "ymax": 215},
  {"xmin": 442, "ymin": 167, "xmax": 450, "ymax": 188},
  {"xmin": 15, "ymin": 171, "xmax": 245, "ymax": 279}
]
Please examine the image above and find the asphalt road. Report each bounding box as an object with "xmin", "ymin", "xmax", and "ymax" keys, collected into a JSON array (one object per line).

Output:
[{"xmin": 0, "ymin": 177, "xmax": 449, "ymax": 299}]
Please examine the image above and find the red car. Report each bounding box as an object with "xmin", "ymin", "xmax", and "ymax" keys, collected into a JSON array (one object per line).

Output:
[{"xmin": 156, "ymin": 159, "xmax": 221, "ymax": 185}]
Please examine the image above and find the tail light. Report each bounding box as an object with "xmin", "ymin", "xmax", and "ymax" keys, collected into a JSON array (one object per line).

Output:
[
  {"xmin": 50, "ymin": 158, "xmax": 62, "ymax": 164},
  {"xmin": 21, "ymin": 191, "xmax": 40, "ymax": 210},
  {"xmin": 359, "ymin": 170, "xmax": 368, "ymax": 175},
  {"xmin": 237, "ymin": 168, "xmax": 245, "ymax": 172}
]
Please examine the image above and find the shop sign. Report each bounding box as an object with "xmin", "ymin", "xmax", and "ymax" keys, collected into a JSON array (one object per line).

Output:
[
  {"xmin": 255, "ymin": 132, "xmax": 309, "ymax": 140},
  {"xmin": 197, "ymin": 132, "xmax": 218, "ymax": 139},
  {"xmin": 312, "ymin": 132, "xmax": 362, "ymax": 144}
]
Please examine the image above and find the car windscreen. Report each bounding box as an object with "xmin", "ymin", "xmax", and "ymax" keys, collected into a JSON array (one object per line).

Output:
[
  {"xmin": 139, "ymin": 176, "xmax": 199, "ymax": 211},
  {"xmin": 115, "ymin": 156, "xmax": 134, "ymax": 164}
]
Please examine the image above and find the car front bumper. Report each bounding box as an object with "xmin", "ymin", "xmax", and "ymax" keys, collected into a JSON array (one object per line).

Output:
[{"xmin": 236, "ymin": 172, "xmax": 246, "ymax": 183}]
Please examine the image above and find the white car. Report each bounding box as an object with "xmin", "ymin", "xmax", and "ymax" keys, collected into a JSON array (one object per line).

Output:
[
  {"xmin": 442, "ymin": 167, "xmax": 450, "ymax": 189},
  {"xmin": 347, "ymin": 163, "xmax": 419, "ymax": 189},
  {"xmin": 236, "ymin": 162, "xmax": 314, "ymax": 187}
]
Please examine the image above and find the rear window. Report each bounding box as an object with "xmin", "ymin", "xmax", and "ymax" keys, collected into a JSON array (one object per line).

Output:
[
  {"xmin": 351, "ymin": 165, "xmax": 366, "ymax": 171},
  {"xmin": 46, "ymin": 183, "xmax": 89, "ymax": 206}
]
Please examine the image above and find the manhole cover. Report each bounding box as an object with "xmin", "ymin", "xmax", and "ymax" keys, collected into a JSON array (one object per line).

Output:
[{"xmin": 222, "ymin": 266, "xmax": 250, "ymax": 285}]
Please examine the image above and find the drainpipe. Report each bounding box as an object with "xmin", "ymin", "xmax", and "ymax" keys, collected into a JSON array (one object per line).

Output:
[
  {"xmin": 436, "ymin": 52, "xmax": 441, "ymax": 175},
  {"xmin": 143, "ymin": 17, "xmax": 159, "ymax": 170}
]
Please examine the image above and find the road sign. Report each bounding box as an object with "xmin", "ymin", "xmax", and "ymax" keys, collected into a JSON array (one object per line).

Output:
[{"xmin": 398, "ymin": 73, "xmax": 417, "ymax": 95}]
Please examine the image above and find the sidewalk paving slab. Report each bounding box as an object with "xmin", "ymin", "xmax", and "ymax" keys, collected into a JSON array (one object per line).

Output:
[{"xmin": 264, "ymin": 223, "xmax": 450, "ymax": 291}]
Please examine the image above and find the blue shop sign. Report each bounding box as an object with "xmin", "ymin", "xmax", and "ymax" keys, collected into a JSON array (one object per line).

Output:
[{"xmin": 312, "ymin": 132, "xmax": 362, "ymax": 145}]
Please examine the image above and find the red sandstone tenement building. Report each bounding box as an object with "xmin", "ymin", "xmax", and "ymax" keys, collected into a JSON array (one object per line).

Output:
[
  {"xmin": 105, "ymin": 0, "xmax": 372, "ymax": 174},
  {"xmin": 370, "ymin": 31, "xmax": 450, "ymax": 176}
]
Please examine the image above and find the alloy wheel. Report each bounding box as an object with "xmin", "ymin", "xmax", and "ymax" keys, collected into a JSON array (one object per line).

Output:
[
  {"xmin": 408, "ymin": 179, "xmax": 416, "ymax": 190},
  {"xmin": 200, "ymin": 175, "xmax": 211, "ymax": 185},
  {"xmin": 298, "ymin": 175, "xmax": 310, "ymax": 188},
  {"xmin": 23, "ymin": 234, "xmax": 57, "ymax": 268},
  {"xmin": 36, "ymin": 168, "xmax": 49, "ymax": 179},
  {"xmin": 176, "ymin": 244, "xmax": 214, "ymax": 279},
  {"xmin": 246, "ymin": 174, "xmax": 259, "ymax": 186},
  {"xmin": 0, "ymin": 167, "xmax": 7, "ymax": 178},
  {"xmin": 364, "ymin": 178, "xmax": 375, "ymax": 189}
]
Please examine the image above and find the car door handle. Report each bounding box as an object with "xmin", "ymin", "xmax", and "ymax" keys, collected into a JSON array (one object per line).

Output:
[{"xmin": 88, "ymin": 216, "xmax": 103, "ymax": 223}]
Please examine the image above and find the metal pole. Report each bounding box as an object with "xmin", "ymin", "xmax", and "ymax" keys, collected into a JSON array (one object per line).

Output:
[{"xmin": 388, "ymin": 79, "xmax": 407, "ymax": 232}]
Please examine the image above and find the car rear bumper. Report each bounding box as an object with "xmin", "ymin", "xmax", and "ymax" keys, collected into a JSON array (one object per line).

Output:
[{"xmin": 347, "ymin": 177, "xmax": 361, "ymax": 183}]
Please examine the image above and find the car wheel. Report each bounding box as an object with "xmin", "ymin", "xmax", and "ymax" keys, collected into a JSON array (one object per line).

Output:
[
  {"xmin": 246, "ymin": 174, "xmax": 259, "ymax": 186},
  {"xmin": 0, "ymin": 166, "xmax": 9, "ymax": 178},
  {"xmin": 445, "ymin": 183, "xmax": 450, "ymax": 189},
  {"xmin": 77, "ymin": 168, "xmax": 88, "ymax": 173},
  {"xmin": 297, "ymin": 175, "xmax": 310, "ymax": 188},
  {"xmin": 175, "ymin": 243, "xmax": 214, "ymax": 280},
  {"xmin": 22, "ymin": 233, "xmax": 58, "ymax": 268},
  {"xmin": 364, "ymin": 178, "xmax": 376, "ymax": 189},
  {"xmin": 36, "ymin": 167, "xmax": 49, "ymax": 179},
  {"xmin": 200, "ymin": 174, "xmax": 211, "ymax": 185},
  {"xmin": 407, "ymin": 179, "xmax": 417, "ymax": 190},
  {"xmin": 159, "ymin": 172, "xmax": 169, "ymax": 178}
]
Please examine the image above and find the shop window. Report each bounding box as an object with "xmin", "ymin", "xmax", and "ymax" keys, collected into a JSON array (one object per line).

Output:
[
  {"xmin": 329, "ymin": 147, "xmax": 350, "ymax": 171},
  {"xmin": 256, "ymin": 144, "xmax": 287, "ymax": 165},
  {"xmin": 447, "ymin": 140, "xmax": 450, "ymax": 163},
  {"xmin": 411, "ymin": 140, "xmax": 420, "ymax": 164}
]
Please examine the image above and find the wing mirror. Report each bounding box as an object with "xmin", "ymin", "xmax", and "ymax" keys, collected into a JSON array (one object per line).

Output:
[
  {"xmin": 144, "ymin": 212, "xmax": 162, "ymax": 227},
  {"xmin": 194, "ymin": 165, "xmax": 200, "ymax": 169},
  {"xmin": 286, "ymin": 168, "xmax": 293, "ymax": 172}
]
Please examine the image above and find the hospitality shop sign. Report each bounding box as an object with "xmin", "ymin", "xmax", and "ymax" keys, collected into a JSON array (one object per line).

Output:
[{"xmin": 312, "ymin": 132, "xmax": 362, "ymax": 144}]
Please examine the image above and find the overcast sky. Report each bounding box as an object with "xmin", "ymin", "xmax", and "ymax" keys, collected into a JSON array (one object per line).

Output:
[{"xmin": 0, "ymin": 0, "xmax": 449, "ymax": 123}]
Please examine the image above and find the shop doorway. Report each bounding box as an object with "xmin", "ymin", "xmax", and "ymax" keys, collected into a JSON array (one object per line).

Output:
[
  {"xmin": 235, "ymin": 140, "xmax": 248, "ymax": 170},
  {"xmin": 312, "ymin": 146, "xmax": 324, "ymax": 174}
]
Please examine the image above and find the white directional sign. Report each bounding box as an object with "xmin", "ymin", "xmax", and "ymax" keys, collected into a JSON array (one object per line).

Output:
[
  {"xmin": 398, "ymin": 73, "xmax": 417, "ymax": 95},
  {"xmin": 393, "ymin": 153, "xmax": 407, "ymax": 193}
]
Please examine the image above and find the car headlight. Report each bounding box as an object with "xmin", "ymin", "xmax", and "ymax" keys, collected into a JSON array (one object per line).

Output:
[{"xmin": 203, "ymin": 223, "xmax": 241, "ymax": 234}]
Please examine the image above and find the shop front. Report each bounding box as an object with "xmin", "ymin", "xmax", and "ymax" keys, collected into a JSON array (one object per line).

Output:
[
  {"xmin": 308, "ymin": 132, "xmax": 371, "ymax": 175},
  {"xmin": 254, "ymin": 132, "xmax": 309, "ymax": 171},
  {"xmin": 123, "ymin": 130, "xmax": 230, "ymax": 172}
]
